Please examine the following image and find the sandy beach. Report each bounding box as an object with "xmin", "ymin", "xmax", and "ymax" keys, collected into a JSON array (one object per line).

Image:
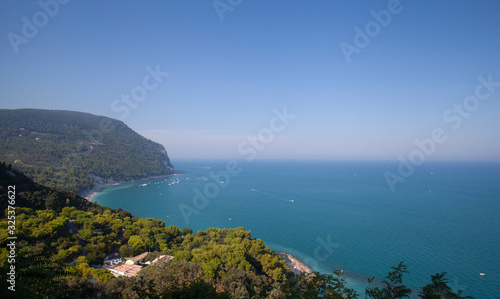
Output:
[
  {"xmin": 81, "ymin": 173, "xmax": 175, "ymax": 202},
  {"xmin": 85, "ymin": 192, "xmax": 98, "ymax": 201}
]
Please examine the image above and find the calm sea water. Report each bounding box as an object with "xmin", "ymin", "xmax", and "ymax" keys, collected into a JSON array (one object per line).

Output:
[{"xmin": 93, "ymin": 160, "xmax": 500, "ymax": 298}]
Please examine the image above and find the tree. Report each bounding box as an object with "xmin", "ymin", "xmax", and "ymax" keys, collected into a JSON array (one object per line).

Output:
[
  {"xmin": 119, "ymin": 244, "xmax": 133, "ymax": 258},
  {"xmin": 128, "ymin": 235, "xmax": 146, "ymax": 255},
  {"xmin": 323, "ymin": 270, "xmax": 359, "ymax": 299},
  {"xmin": 78, "ymin": 228, "xmax": 93, "ymax": 241},
  {"xmin": 420, "ymin": 272, "xmax": 474, "ymax": 299},
  {"xmin": 366, "ymin": 261, "xmax": 412, "ymax": 298}
]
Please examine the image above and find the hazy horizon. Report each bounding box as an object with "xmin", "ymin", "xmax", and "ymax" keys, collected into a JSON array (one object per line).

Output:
[{"xmin": 1, "ymin": 1, "xmax": 499, "ymax": 161}]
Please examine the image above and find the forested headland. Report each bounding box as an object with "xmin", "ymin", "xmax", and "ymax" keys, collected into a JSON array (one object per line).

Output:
[{"xmin": 0, "ymin": 109, "xmax": 174, "ymax": 194}]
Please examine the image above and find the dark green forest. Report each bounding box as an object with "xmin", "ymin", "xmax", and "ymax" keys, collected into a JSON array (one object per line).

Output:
[
  {"xmin": 0, "ymin": 109, "xmax": 174, "ymax": 193},
  {"xmin": 0, "ymin": 163, "xmax": 474, "ymax": 298}
]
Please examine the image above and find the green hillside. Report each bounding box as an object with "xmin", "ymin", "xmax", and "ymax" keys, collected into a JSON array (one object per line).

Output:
[{"xmin": 0, "ymin": 109, "xmax": 173, "ymax": 193}]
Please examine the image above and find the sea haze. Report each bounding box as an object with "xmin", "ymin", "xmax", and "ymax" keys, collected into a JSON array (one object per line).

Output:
[{"xmin": 93, "ymin": 159, "xmax": 500, "ymax": 298}]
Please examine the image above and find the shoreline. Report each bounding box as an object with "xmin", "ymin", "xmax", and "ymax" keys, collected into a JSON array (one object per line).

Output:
[
  {"xmin": 81, "ymin": 173, "xmax": 176, "ymax": 202},
  {"xmin": 277, "ymin": 252, "xmax": 369, "ymax": 294},
  {"xmin": 277, "ymin": 252, "xmax": 314, "ymax": 275}
]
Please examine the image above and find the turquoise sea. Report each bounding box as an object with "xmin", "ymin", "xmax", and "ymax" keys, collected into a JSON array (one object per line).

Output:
[{"xmin": 93, "ymin": 160, "xmax": 500, "ymax": 298}]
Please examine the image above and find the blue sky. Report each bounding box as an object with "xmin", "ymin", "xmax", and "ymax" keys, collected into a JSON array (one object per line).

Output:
[{"xmin": 1, "ymin": 1, "xmax": 499, "ymax": 160}]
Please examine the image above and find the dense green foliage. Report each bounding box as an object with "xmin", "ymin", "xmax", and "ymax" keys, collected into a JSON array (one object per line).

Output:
[
  {"xmin": 0, "ymin": 109, "xmax": 173, "ymax": 193},
  {"xmin": 0, "ymin": 163, "xmax": 291, "ymax": 297},
  {"xmin": 0, "ymin": 163, "xmax": 475, "ymax": 298}
]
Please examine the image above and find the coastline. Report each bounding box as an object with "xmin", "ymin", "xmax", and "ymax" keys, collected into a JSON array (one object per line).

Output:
[
  {"xmin": 81, "ymin": 173, "xmax": 175, "ymax": 202},
  {"xmin": 277, "ymin": 252, "xmax": 314, "ymax": 275},
  {"xmin": 85, "ymin": 192, "xmax": 98, "ymax": 201},
  {"xmin": 277, "ymin": 252, "xmax": 367, "ymax": 294}
]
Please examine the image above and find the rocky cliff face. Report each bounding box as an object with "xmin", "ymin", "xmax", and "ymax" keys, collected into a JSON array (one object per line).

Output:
[{"xmin": 164, "ymin": 150, "xmax": 175, "ymax": 172}]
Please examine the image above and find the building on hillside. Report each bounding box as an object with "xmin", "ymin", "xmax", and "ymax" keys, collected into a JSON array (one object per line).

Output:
[
  {"xmin": 105, "ymin": 263, "xmax": 143, "ymax": 278},
  {"xmin": 104, "ymin": 252, "xmax": 123, "ymax": 267},
  {"xmin": 104, "ymin": 252, "xmax": 148, "ymax": 277},
  {"xmin": 146, "ymin": 254, "xmax": 174, "ymax": 266},
  {"xmin": 124, "ymin": 251, "xmax": 149, "ymax": 265},
  {"xmin": 103, "ymin": 252, "xmax": 175, "ymax": 278}
]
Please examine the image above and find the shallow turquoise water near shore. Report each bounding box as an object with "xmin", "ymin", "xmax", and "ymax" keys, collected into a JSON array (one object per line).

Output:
[{"xmin": 93, "ymin": 159, "xmax": 500, "ymax": 298}]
